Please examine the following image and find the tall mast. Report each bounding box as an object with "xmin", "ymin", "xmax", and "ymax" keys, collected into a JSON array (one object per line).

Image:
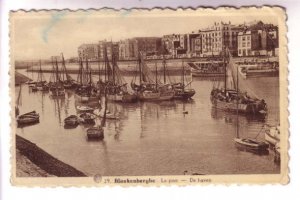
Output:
[
  {"xmin": 163, "ymin": 55, "xmax": 166, "ymax": 84},
  {"xmin": 55, "ymin": 58, "xmax": 59, "ymax": 83},
  {"xmin": 139, "ymin": 52, "xmax": 142, "ymax": 85},
  {"xmin": 224, "ymin": 48, "xmax": 227, "ymax": 94},
  {"xmin": 98, "ymin": 45, "xmax": 101, "ymax": 82},
  {"xmin": 155, "ymin": 61, "xmax": 158, "ymax": 91},
  {"xmin": 39, "ymin": 60, "xmax": 42, "ymax": 82},
  {"xmin": 112, "ymin": 43, "xmax": 115, "ymax": 85},
  {"xmin": 236, "ymin": 60, "xmax": 239, "ymax": 138},
  {"xmin": 104, "ymin": 45, "xmax": 107, "ymax": 83}
]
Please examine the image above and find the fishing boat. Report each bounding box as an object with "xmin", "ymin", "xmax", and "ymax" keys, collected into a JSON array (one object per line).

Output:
[
  {"xmin": 79, "ymin": 113, "xmax": 96, "ymax": 124},
  {"xmin": 264, "ymin": 125, "xmax": 280, "ymax": 146},
  {"xmin": 75, "ymin": 58, "xmax": 98, "ymax": 103},
  {"xmin": 234, "ymin": 138, "xmax": 269, "ymax": 151},
  {"xmin": 87, "ymin": 84, "xmax": 108, "ymax": 140},
  {"xmin": 188, "ymin": 59, "xmax": 225, "ymax": 77},
  {"xmin": 87, "ymin": 127, "xmax": 104, "ymax": 140},
  {"xmin": 64, "ymin": 115, "xmax": 79, "ymax": 127},
  {"xmin": 60, "ymin": 53, "xmax": 77, "ymax": 89},
  {"xmin": 238, "ymin": 62, "xmax": 279, "ymax": 79},
  {"xmin": 131, "ymin": 52, "xmax": 174, "ymax": 101},
  {"xmin": 17, "ymin": 111, "xmax": 40, "ymax": 126},
  {"xmin": 103, "ymin": 44, "xmax": 137, "ymax": 103},
  {"xmin": 233, "ymin": 82, "xmax": 269, "ymax": 153},
  {"xmin": 210, "ymin": 48, "xmax": 267, "ymax": 115},
  {"xmin": 172, "ymin": 60, "xmax": 195, "ymax": 99},
  {"xmin": 49, "ymin": 58, "xmax": 65, "ymax": 97},
  {"xmin": 35, "ymin": 60, "xmax": 49, "ymax": 91}
]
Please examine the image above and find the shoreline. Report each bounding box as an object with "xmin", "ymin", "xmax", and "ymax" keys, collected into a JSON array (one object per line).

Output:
[{"xmin": 16, "ymin": 134, "xmax": 86, "ymax": 177}]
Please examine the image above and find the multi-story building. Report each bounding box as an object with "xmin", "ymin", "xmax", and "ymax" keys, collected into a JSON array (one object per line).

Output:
[
  {"xmin": 78, "ymin": 43, "xmax": 99, "ymax": 61},
  {"xmin": 237, "ymin": 21, "xmax": 279, "ymax": 57},
  {"xmin": 132, "ymin": 37, "xmax": 162, "ymax": 57},
  {"xmin": 162, "ymin": 34, "xmax": 181, "ymax": 58}
]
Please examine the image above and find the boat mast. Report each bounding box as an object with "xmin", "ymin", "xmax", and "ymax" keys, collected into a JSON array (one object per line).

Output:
[
  {"xmin": 163, "ymin": 55, "xmax": 166, "ymax": 84},
  {"xmin": 111, "ymin": 43, "xmax": 115, "ymax": 86},
  {"xmin": 224, "ymin": 48, "xmax": 227, "ymax": 94},
  {"xmin": 97, "ymin": 45, "xmax": 101, "ymax": 83},
  {"xmin": 104, "ymin": 45, "xmax": 107, "ymax": 83},
  {"xmin": 55, "ymin": 58, "xmax": 59, "ymax": 83},
  {"xmin": 155, "ymin": 61, "xmax": 158, "ymax": 91},
  {"xmin": 139, "ymin": 52, "xmax": 142, "ymax": 85},
  {"xmin": 236, "ymin": 60, "xmax": 239, "ymax": 139}
]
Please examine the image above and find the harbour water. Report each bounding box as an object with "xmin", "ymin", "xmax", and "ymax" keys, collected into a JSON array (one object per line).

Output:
[{"xmin": 15, "ymin": 69, "xmax": 280, "ymax": 176}]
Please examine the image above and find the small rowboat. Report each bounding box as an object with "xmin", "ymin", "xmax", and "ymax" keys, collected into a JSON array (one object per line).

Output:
[
  {"xmin": 87, "ymin": 127, "xmax": 104, "ymax": 140},
  {"xmin": 64, "ymin": 115, "xmax": 79, "ymax": 127},
  {"xmin": 17, "ymin": 111, "xmax": 39, "ymax": 126},
  {"xmin": 76, "ymin": 105, "xmax": 94, "ymax": 112},
  {"xmin": 79, "ymin": 113, "xmax": 96, "ymax": 124},
  {"xmin": 234, "ymin": 138, "xmax": 269, "ymax": 151}
]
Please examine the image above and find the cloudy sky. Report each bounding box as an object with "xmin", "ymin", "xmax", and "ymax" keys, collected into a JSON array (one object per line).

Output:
[{"xmin": 11, "ymin": 9, "xmax": 279, "ymax": 60}]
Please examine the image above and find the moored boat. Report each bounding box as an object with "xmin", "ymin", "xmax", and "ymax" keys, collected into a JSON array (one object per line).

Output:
[
  {"xmin": 210, "ymin": 49, "xmax": 267, "ymax": 115},
  {"xmin": 234, "ymin": 138, "xmax": 269, "ymax": 151},
  {"xmin": 79, "ymin": 113, "xmax": 96, "ymax": 124},
  {"xmin": 17, "ymin": 111, "xmax": 40, "ymax": 126},
  {"xmin": 64, "ymin": 115, "xmax": 79, "ymax": 127},
  {"xmin": 264, "ymin": 125, "xmax": 280, "ymax": 146},
  {"xmin": 87, "ymin": 127, "xmax": 104, "ymax": 140}
]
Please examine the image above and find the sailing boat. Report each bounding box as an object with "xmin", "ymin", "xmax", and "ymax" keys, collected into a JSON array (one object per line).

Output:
[
  {"xmin": 233, "ymin": 62, "xmax": 269, "ymax": 152},
  {"xmin": 131, "ymin": 52, "xmax": 175, "ymax": 101},
  {"xmin": 210, "ymin": 48, "xmax": 267, "ymax": 115},
  {"xmin": 60, "ymin": 53, "xmax": 76, "ymax": 89},
  {"xmin": 105, "ymin": 44, "xmax": 137, "ymax": 103},
  {"xmin": 35, "ymin": 60, "xmax": 49, "ymax": 91},
  {"xmin": 87, "ymin": 86, "xmax": 107, "ymax": 140},
  {"xmin": 75, "ymin": 58, "xmax": 92, "ymax": 103},
  {"xmin": 49, "ymin": 58, "xmax": 65, "ymax": 97},
  {"xmin": 172, "ymin": 60, "xmax": 195, "ymax": 100}
]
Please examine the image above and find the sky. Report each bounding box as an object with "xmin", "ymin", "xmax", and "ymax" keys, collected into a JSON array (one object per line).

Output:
[{"xmin": 11, "ymin": 9, "xmax": 279, "ymax": 60}]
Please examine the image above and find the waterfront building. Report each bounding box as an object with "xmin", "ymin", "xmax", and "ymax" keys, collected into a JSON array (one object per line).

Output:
[
  {"xmin": 78, "ymin": 43, "xmax": 99, "ymax": 61},
  {"xmin": 237, "ymin": 21, "xmax": 279, "ymax": 57},
  {"xmin": 162, "ymin": 34, "xmax": 181, "ymax": 58}
]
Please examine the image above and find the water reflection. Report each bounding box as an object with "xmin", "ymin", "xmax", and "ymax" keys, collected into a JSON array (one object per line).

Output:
[{"xmin": 15, "ymin": 70, "xmax": 280, "ymax": 175}]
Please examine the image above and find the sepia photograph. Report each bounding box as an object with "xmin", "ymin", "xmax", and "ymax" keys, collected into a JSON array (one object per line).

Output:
[{"xmin": 10, "ymin": 7, "xmax": 288, "ymax": 185}]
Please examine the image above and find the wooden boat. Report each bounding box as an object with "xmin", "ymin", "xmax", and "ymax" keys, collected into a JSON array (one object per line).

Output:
[
  {"xmin": 76, "ymin": 105, "xmax": 94, "ymax": 112},
  {"xmin": 188, "ymin": 60, "xmax": 225, "ymax": 77},
  {"xmin": 79, "ymin": 113, "xmax": 96, "ymax": 124},
  {"xmin": 64, "ymin": 115, "xmax": 79, "ymax": 126},
  {"xmin": 49, "ymin": 57, "xmax": 65, "ymax": 97},
  {"xmin": 131, "ymin": 53, "xmax": 174, "ymax": 101},
  {"xmin": 234, "ymin": 138, "xmax": 269, "ymax": 150},
  {"xmin": 210, "ymin": 49, "xmax": 267, "ymax": 115},
  {"xmin": 264, "ymin": 125, "xmax": 280, "ymax": 146},
  {"xmin": 17, "ymin": 111, "xmax": 39, "ymax": 126},
  {"xmin": 103, "ymin": 44, "xmax": 137, "ymax": 103},
  {"xmin": 75, "ymin": 59, "xmax": 98, "ymax": 103},
  {"xmin": 87, "ymin": 127, "xmax": 104, "ymax": 140},
  {"xmin": 87, "ymin": 84, "xmax": 108, "ymax": 141},
  {"xmin": 172, "ymin": 61, "xmax": 195, "ymax": 100},
  {"xmin": 238, "ymin": 62, "xmax": 279, "ymax": 79},
  {"xmin": 35, "ymin": 60, "xmax": 49, "ymax": 91}
]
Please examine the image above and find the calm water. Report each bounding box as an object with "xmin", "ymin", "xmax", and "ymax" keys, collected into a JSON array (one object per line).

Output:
[{"xmin": 16, "ymin": 69, "xmax": 280, "ymax": 176}]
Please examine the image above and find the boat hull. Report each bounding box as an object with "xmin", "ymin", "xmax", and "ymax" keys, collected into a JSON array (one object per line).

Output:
[
  {"xmin": 138, "ymin": 90, "xmax": 175, "ymax": 101},
  {"xmin": 173, "ymin": 89, "xmax": 195, "ymax": 99}
]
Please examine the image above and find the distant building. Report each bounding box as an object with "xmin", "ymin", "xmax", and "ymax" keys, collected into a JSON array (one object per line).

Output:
[
  {"xmin": 78, "ymin": 43, "xmax": 99, "ymax": 61},
  {"xmin": 237, "ymin": 21, "xmax": 279, "ymax": 57},
  {"xmin": 162, "ymin": 34, "xmax": 181, "ymax": 58}
]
